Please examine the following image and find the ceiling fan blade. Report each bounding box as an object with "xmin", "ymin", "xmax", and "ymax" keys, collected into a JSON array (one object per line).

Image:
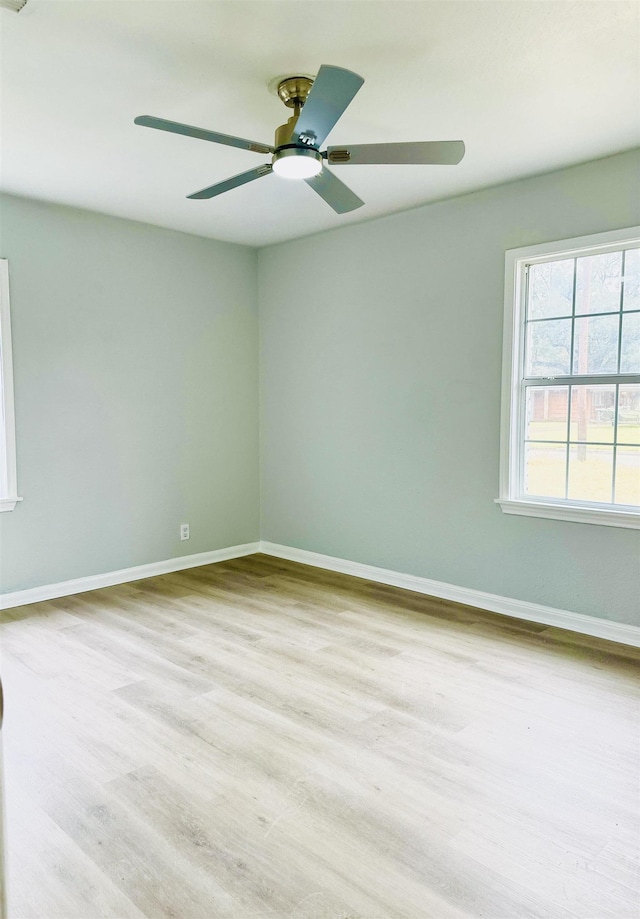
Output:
[
  {"xmin": 326, "ymin": 141, "xmax": 465, "ymax": 166},
  {"xmin": 292, "ymin": 66, "xmax": 364, "ymax": 149},
  {"xmin": 187, "ymin": 164, "xmax": 272, "ymax": 200},
  {"xmin": 305, "ymin": 168, "xmax": 364, "ymax": 214},
  {"xmin": 134, "ymin": 116, "xmax": 274, "ymax": 155}
]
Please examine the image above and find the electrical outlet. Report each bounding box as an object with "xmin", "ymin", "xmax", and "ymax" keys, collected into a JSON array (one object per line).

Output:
[{"xmin": 180, "ymin": 523, "xmax": 190, "ymax": 541}]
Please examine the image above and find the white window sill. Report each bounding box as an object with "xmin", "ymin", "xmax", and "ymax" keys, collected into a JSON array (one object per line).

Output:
[
  {"xmin": 495, "ymin": 498, "xmax": 640, "ymax": 529},
  {"xmin": 0, "ymin": 496, "xmax": 22, "ymax": 512}
]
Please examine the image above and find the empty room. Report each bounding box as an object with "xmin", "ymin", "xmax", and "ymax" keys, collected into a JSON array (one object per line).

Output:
[{"xmin": 0, "ymin": 1, "xmax": 639, "ymax": 917}]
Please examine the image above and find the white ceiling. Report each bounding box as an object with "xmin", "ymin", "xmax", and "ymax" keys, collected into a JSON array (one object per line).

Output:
[{"xmin": 1, "ymin": 1, "xmax": 638, "ymax": 248}]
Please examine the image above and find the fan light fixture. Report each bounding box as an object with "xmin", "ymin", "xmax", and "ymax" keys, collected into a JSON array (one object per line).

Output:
[{"xmin": 272, "ymin": 147, "xmax": 322, "ymax": 180}]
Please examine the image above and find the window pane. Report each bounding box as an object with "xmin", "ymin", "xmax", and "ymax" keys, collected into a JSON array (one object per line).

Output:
[
  {"xmin": 614, "ymin": 446, "xmax": 640, "ymax": 506},
  {"xmin": 523, "ymin": 443, "xmax": 566, "ymax": 499},
  {"xmin": 575, "ymin": 252, "xmax": 622, "ymax": 314},
  {"xmin": 619, "ymin": 311, "xmax": 640, "ymax": 373},
  {"xmin": 526, "ymin": 318, "xmax": 572, "ymax": 376},
  {"xmin": 525, "ymin": 386, "xmax": 568, "ymax": 441},
  {"xmin": 567, "ymin": 445, "xmax": 613, "ymax": 503},
  {"xmin": 622, "ymin": 248, "xmax": 640, "ymax": 311},
  {"xmin": 617, "ymin": 384, "xmax": 640, "ymax": 444},
  {"xmin": 528, "ymin": 259, "xmax": 574, "ymax": 319},
  {"xmin": 572, "ymin": 314, "xmax": 619, "ymax": 374},
  {"xmin": 569, "ymin": 385, "xmax": 615, "ymax": 443}
]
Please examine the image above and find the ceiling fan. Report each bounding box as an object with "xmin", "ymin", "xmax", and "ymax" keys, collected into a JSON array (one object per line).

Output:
[{"xmin": 134, "ymin": 65, "xmax": 465, "ymax": 214}]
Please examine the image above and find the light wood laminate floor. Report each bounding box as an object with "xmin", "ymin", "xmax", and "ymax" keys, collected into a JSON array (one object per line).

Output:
[{"xmin": 1, "ymin": 554, "xmax": 639, "ymax": 919}]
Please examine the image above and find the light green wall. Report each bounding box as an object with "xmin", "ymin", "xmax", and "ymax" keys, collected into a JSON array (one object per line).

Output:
[
  {"xmin": 2, "ymin": 153, "xmax": 639, "ymax": 623},
  {"xmin": 0, "ymin": 194, "xmax": 259, "ymax": 592},
  {"xmin": 259, "ymin": 151, "xmax": 640, "ymax": 625}
]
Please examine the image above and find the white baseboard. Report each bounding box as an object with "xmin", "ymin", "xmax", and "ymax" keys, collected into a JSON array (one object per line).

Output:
[
  {"xmin": 259, "ymin": 541, "xmax": 640, "ymax": 648},
  {"xmin": 0, "ymin": 542, "xmax": 261, "ymax": 610},
  {"xmin": 2, "ymin": 538, "xmax": 637, "ymax": 648}
]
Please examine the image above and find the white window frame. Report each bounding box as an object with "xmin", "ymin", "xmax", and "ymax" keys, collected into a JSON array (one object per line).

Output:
[
  {"xmin": 0, "ymin": 259, "xmax": 21, "ymax": 512},
  {"xmin": 497, "ymin": 226, "xmax": 640, "ymax": 529}
]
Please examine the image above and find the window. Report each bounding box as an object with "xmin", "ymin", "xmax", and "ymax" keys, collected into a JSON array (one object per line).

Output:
[
  {"xmin": 498, "ymin": 228, "xmax": 640, "ymax": 528},
  {"xmin": 0, "ymin": 259, "xmax": 20, "ymax": 512}
]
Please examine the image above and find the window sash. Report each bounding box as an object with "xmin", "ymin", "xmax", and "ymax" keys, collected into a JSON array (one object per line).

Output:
[{"xmin": 517, "ymin": 381, "xmax": 640, "ymax": 508}]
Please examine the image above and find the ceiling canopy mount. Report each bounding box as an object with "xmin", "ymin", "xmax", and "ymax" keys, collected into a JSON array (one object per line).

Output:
[{"xmin": 275, "ymin": 76, "xmax": 315, "ymax": 111}]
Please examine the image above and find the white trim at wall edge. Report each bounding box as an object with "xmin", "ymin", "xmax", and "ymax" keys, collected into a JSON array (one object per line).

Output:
[
  {"xmin": 2, "ymin": 539, "xmax": 637, "ymax": 648},
  {"xmin": 0, "ymin": 259, "xmax": 21, "ymax": 512},
  {"xmin": 260, "ymin": 542, "xmax": 640, "ymax": 648},
  {"xmin": 0, "ymin": 542, "xmax": 260, "ymax": 610}
]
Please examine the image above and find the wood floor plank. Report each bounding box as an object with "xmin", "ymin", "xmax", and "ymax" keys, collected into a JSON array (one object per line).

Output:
[{"xmin": 1, "ymin": 553, "xmax": 638, "ymax": 918}]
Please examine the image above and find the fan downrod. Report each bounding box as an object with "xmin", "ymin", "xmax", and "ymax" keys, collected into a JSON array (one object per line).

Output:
[{"xmin": 273, "ymin": 76, "xmax": 315, "ymax": 148}]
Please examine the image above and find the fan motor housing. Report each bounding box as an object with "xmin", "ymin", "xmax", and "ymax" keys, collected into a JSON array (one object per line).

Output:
[{"xmin": 274, "ymin": 114, "xmax": 299, "ymax": 148}]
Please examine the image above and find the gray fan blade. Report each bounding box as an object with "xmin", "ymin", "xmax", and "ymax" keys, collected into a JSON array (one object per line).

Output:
[
  {"xmin": 326, "ymin": 141, "xmax": 465, "ymax": 166},
  {"xmin": 292, "ymin": 66, "xmax": 364, "ymax": 149},
  {"xmin": 134, "ymin": 115, "xmax": 273, "ymax": 154},
  {"xmin": 188, "ymin": 164, "xmax": 272, "ymax": 200},
  {"xmin": 304, "ymin": 168, "xmax": 364, "ymax": 214}
]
